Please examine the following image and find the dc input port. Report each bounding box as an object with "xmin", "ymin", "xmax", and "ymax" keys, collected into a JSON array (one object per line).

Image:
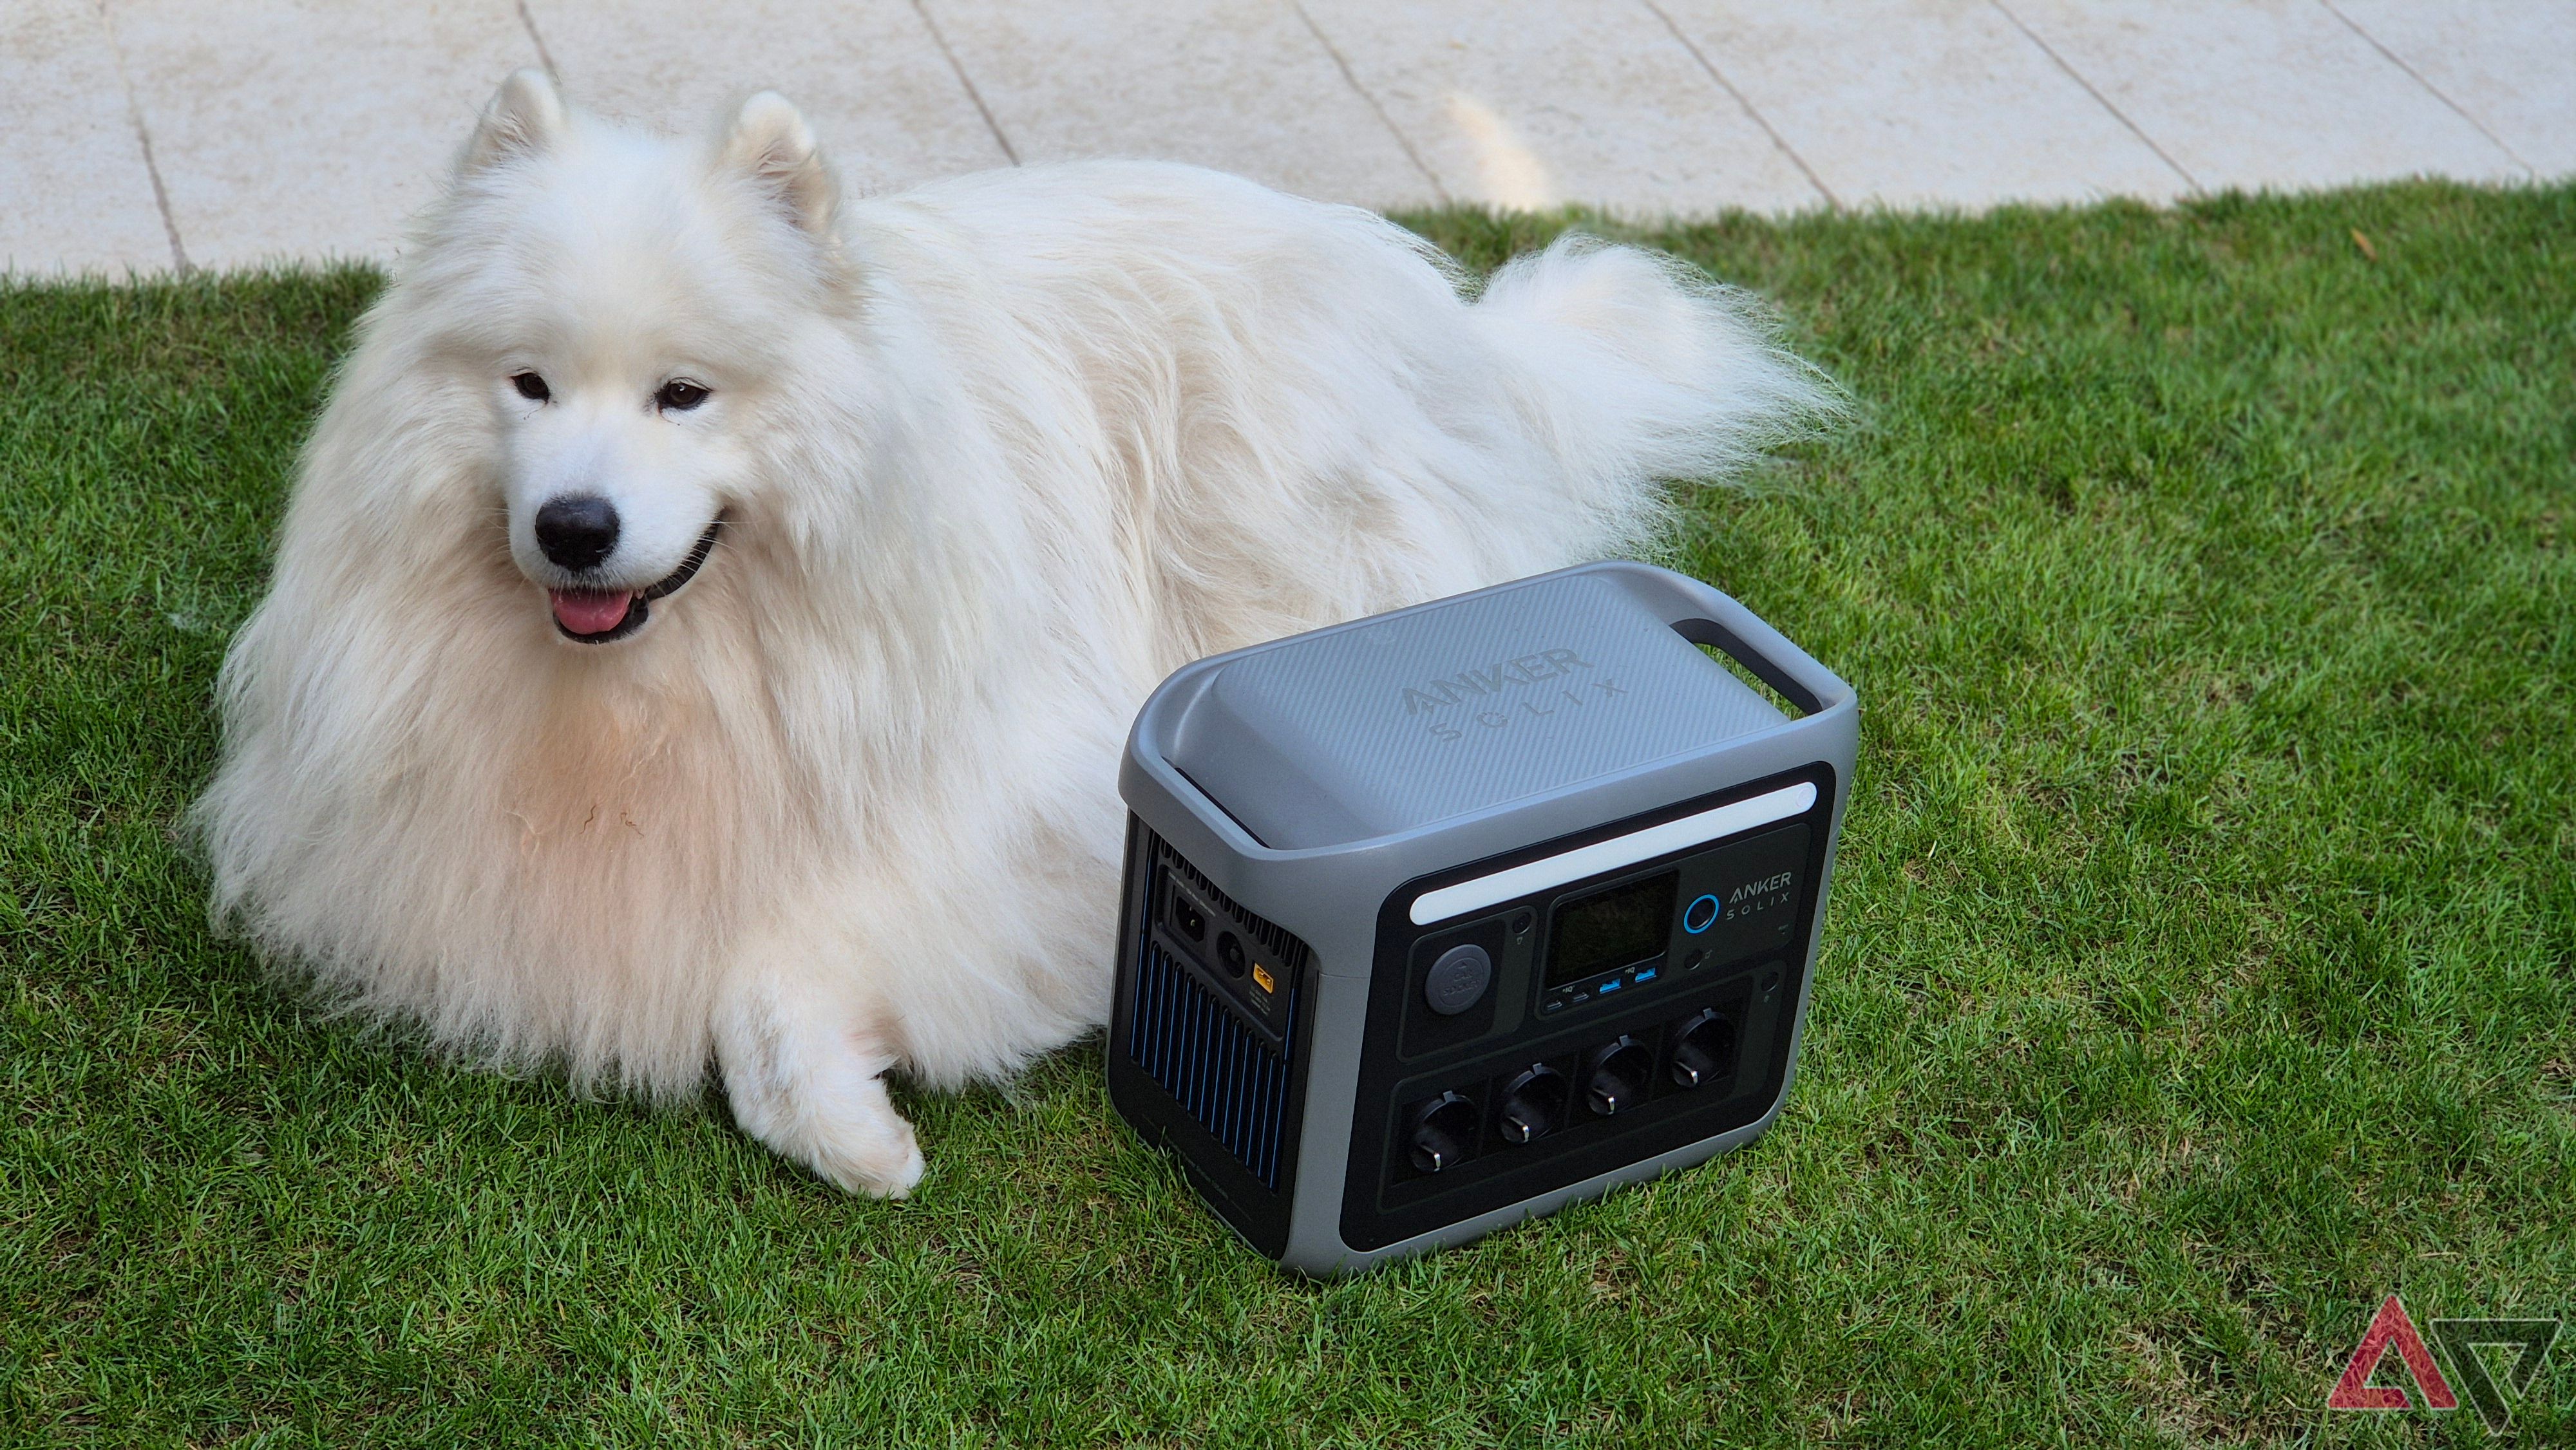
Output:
[
  {"xmin": 1216, "ymin": 931, "xmax": 1247, "ymax": 977},
  {"xmin": 1170, "ymin": 892, "xmax": 1206, "ymax": 943}
]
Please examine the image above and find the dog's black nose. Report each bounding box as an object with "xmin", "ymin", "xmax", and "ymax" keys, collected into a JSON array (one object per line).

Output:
[{"xmin": 534, "ymin": 495, "xmax": 620, "ymax": 571}]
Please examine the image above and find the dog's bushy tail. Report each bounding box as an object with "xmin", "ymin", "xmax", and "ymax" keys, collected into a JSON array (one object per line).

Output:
[{"xmin": 1467, "ymin": 234, "xmax": 1838, "ymax": 552}]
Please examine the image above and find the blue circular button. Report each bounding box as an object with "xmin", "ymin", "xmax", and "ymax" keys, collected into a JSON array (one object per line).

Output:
[{"xmin": 1683, "ymin": 894, "xmax": 1721, "ymax": 934}]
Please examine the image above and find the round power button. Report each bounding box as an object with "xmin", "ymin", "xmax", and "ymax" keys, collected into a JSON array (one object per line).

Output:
[
  {"xmin": 1423, "ymin": 944, "xmax": 1493, "ymax": 1016},
  {"xmin": 1683, "ymin": 894, "xmax": 1721, "ymax": 934}
]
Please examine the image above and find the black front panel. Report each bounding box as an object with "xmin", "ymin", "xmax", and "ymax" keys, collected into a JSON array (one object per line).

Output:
[
  {"xmin": 1106, "ymin": 820, "xmax": 1314, "ymax": 1259},
  {"xmin": 1339, "ymin": 764, "xmax": 1836, "ymax": 1254}
]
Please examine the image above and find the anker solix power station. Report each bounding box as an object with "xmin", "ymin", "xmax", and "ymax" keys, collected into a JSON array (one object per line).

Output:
[{"xmin": 1108, "ymin": 562, "xmax": 1858, "ymax": 1274}]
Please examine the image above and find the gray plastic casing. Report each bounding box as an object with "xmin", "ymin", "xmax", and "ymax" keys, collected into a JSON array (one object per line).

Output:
[{"xmin": 1114, "ymin": 561, "xmax": 1859, "ymax": 1275}]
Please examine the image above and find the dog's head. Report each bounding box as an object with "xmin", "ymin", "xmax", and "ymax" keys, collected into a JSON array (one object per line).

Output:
[{"xmin": 409, "ymin": 71, "xmax": 854, "ymax": 645}]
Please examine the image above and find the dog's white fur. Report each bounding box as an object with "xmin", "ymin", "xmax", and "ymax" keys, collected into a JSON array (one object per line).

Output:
[{"xmin": 193, "ymin": 72, "xmax": 1826, "ymax": 1196}]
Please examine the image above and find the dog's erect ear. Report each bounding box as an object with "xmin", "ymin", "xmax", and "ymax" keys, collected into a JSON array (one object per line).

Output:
[
  {"xmin": 717, "ymin": 91, "xmax": 837, "ymax": 237},
  {"xmin": 462, "ymin": 69, "xmax": 569, "ymax": 175}
]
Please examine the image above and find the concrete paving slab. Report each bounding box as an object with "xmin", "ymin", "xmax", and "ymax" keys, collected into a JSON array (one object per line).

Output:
[
  {"xmin": 1, "ymin": 0, "xmax": 174, "ymax": 276},
  {"xmin": 6, "ymin": 0, "xmax": 2561, "ymax": 275},
  {"xmin": 1654, "ymin": 0, "xmax": 2190, "ymax": 210},
  {"xmin": 105, "ymin": 0, "xmax": 538, "ymax": 270},
  {"xmin": 2005, "ymin": 0, "xmax": 2526, "ymax": 193},
  {"xmin": 2325, "ymin": 0, "xmax": 2575, "ymax": 177},
  {"xmin": 919, "ymin": 0, "xmax": 1434, "ymax": 207},
  {"xmin": 1296, "ymin": 0, "xmax": 1823, "ymax": 216},
  {"xmin": 526, "ymin": 0, "xmax": 1009, "ymax": 194}
]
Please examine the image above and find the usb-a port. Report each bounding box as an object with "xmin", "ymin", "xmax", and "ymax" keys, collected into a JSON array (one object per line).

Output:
[{"xmin": 1598, "ymin": 977, "xmax": 1623, "ymax": 993}]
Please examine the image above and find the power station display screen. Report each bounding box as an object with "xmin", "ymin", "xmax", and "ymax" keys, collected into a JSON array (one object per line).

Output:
[{"xmin": 1545, "ymin": 871, "xmax": 1677, "ymax": 988}]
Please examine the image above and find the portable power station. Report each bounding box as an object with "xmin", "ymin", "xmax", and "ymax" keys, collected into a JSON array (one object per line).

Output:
[{"xmin": 1106, "ymin": 561, "xmax": 1857, "ymax": 1275}]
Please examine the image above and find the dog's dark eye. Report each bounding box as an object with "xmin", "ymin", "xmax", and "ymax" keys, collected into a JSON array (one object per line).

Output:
[
  {"xmin": 512, "ymin": 372, "xmax": 551, "ymax": 402},
  {"xmin": 656, "ymin": 380, "xmax": 710, "ymax": 412}
]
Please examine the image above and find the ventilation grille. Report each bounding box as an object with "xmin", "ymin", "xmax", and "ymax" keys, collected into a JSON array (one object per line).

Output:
[
  {"xmin": 1128, "ymin": 937, "xmax": 1296, "ymax": 1187},
  {"xmin": 1125, "ymin": 836, "xmax": 1309, "ymax": 1190}
]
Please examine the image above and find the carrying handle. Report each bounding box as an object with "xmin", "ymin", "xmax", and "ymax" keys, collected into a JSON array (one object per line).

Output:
[
  {"xmin": 1672, "ymin": 614, "xmax": 1823, "ymax": 717},
  {"xmin": 1603, "ymin": 562, "xmax": 1853, "ymax": 719}
]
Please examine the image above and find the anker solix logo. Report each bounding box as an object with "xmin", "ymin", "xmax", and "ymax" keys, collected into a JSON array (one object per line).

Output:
[
  {"xmin": 2327, "ymin": 1294, "xmax": 2561, "ymax": 1431},
  {"xmin": 1399, "ymin": 647, "xmax": 1627, "ymax": 742},
  {"xmin": 1731, "ymin": 872, "xmax": 1794, "ymax": 903}
]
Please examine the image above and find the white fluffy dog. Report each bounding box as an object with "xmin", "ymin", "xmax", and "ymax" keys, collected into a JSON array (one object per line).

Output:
[{"xmin": 194, "ymin": 71, "xmax": 1824, "ymax": 1196}]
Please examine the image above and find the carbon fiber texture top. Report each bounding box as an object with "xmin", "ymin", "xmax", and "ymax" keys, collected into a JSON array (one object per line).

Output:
[{"xmin": 1164, "ymin": 570, "xmax": 1788, "ymax": 849}]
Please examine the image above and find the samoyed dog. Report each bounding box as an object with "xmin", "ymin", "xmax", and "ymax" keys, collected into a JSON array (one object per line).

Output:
[{"xmin": 194, "ymin": 71, "xmax": 1826, "ymax": 1196}]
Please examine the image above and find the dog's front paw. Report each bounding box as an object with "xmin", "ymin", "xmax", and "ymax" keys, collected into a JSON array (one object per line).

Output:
[
  {"xmin": 714, "ymin": 993, "xmax": 930, "ymax": 1198},
  {"xmin": 726, "ymin": 1066, "xmax": 929, "ymax": 1199},
  {"xmin": 797, "ymin": 1090, "xmax": 927, "ymax": 1199}
]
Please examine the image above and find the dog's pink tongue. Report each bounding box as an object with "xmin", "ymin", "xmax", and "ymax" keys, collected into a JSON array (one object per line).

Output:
[{"xmin": 550, "ymin": 588, "xmax": 634, "ymax": 635}]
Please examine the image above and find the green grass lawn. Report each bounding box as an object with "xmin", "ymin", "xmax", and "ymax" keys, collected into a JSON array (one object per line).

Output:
[{"xmin": 4, "ymin": 182, "xmax": 2571, "ymax": 1447}]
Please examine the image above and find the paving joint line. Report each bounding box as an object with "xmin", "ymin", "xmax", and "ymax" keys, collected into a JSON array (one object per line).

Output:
[
  {"xmin": 92, "ymin": 0, "xmax": 189, "ymax": 274},
  {"xmin": 1636, "ymin": 0, "xmax": 1835, "ymax": 211},
  {"xmin": 907, "ymin": 0, "xmax": 1018, "ymax": 166},
  {"xmin": 1989, "ymin": 0, "xmax": 2201, "ymax": 197},
  {"xmin": 1289, "ymin": 1, "xmax": 1450, "ymax": 207},
  {"xmin": 2316, "ymin": 0, "xmax": 2532, "ymax": 177},
  {"xmin": 512, "ymin": 0, "xmax": 559, "ymax": 77}
]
